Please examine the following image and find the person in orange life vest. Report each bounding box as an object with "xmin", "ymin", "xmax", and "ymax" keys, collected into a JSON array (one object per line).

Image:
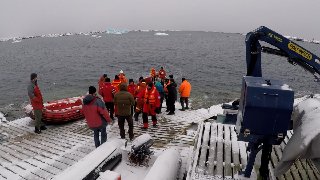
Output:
[
  {"xmin": 178, "ymin": 78, "xmax": 192, "ymax": 111},
  {"xmin": 118, "ymin": 70, "xmax": 128, "ymax": 84},
  {"xmin": 138, "ymin": 82, "xmax": 161, "ymax": 129},
  {"xmin": 27, "ymin": 73, "xmax": 47, "ymax": 134},
  {"xmin": 127, "ymin": 79, "xmax": 136, "ymax": 115},
  {"xmin": 101, "ymin": 78, "xmax": 116, "ymax": 120},
  {"xmin": 98, "ymin": 74, "xmax": 107, "ymax": 95},
  {"xmin": 134, "ymin": 79, "xmax": 147, "ymax": 121},
  {"xmin": 158, "ymin": 67, "xmax": 166, "ymax": 81},
  {"xmin": 150, "ymin": 68, "xmax": 156, "ymax": 82},
  {"xmin": 83, "ymin": 86, "xmax": 111, "ymax": 148},
  {"xmin": 145, "ymin": 76, "xmax": 153, "ymax": 84},
  {"xmin": 112, "ymin": 75, "xmax": 121, "ymax": 92}
]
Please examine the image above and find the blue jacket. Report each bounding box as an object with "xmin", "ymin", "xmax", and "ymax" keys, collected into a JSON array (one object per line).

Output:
[{"xmin": 155, "ymin": 81, "xmax": 164, "ymax": 94}]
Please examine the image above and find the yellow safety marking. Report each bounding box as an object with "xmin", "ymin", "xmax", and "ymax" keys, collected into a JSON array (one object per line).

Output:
[
  {"xmin": 268, "ymin": 33, "xmax": 283, "ymax": 43},
  {"xmin": 288, "ymin": 42, "xmax": 313, "ymax": 60}
]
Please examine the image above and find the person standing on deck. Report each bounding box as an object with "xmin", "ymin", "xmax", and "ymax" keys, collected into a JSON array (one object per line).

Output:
[
  {"xmin": 118, "ymin": 70, "xmax": 128, "ymax": 84},
  {"xmin": 158, "ymin": 67, "xmax": 166, "ymax": 83},
  {"xmin": 83, "ymin": 86, "xmax": 111, "ymax": 148},
  {"xmin": 178, "ymin": 78, "xmax": 192, "ymax": 111},
  {"xmin": 27, "ymin": 73, "xmax": 47, "ymax": 134},
  {"xmin": 150, "ymin": 68, "xmax": 156, "ymax": 82},
  {"xmin": 98, "ymin": 74, "xmax": 107, "ymax": 95},
  {"xmin": 155, "ymin": 79, "xmax": 164, "ymax": 113},
  {"xmin": 127, "ymin": 79, "xmax": 136, "ymax": 115},
  {"xmin": 138, "ymin": 82, "xmax": 161, "ymax": 129},
  {"xmin": 101, "ymin": 78, "xmax": 116, "ymax": 120},
  {"xmin": 134, "ymin": 79, "xmax": 147, "ymax": 121},
  {"xmin": 166, "ymin": 78, "xmax": 177, "ymax": 115},
  {"xmin": 114, "ymin": 83, "xmax": 135, "ymax": 140},
  {"xmin": 112, "ymin": 75, "xmax": 122, "ymax": 93}
]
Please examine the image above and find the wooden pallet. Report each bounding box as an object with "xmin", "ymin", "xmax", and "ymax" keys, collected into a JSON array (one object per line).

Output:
[{"xmin": 187, "ymin": 122, "xmax": 320, "ymax": 180}]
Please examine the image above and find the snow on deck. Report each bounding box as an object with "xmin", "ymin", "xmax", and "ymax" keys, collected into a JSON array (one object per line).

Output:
[
  {"xmin": 187, "ymin": 121, "xmax": 320, "ymax": 180},
  {"xmin": 0, "ymin": 102, "xmax": 217, "ymax": 179},
  {"xmin": 0, "ymin": 100, "xmax": 319, "ymax": 179}
]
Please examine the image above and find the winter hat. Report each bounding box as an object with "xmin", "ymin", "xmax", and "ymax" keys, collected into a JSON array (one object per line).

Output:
[
  {"xmin": 89, "ymin": 86, "xmax": 96, "ymax": 94},
  {"xmin": 182, "ymin": 78, "xmax": 186, "ymax": 82},
  {"xmin": 119, "ymin": 83, "xmax": 128, "ymax": 91},
  {"xmin": 119, "ymin": 70, "xmax": 124, "ymax": 74},
  {"xmin": 147, "ymin": 82, "xmax": 154, "ymax": 87},
  {"xmin": 129, "ymin": 79, "xmax": 134, "ymax": 83},
  {"xmin": 30, "ymin": 73, "xmax": 37, "ymax": 80}
]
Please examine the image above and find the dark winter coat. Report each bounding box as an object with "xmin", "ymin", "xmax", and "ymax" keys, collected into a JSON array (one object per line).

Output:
[
  {"xmin": 83, "ymin": 94, "xmax": 111, "ymax": 129},
  {"xmin": 167, "ymin": 82, "xmax": 177, "ymax": 101},
  {"xmin": 114, "ymin": 84, "xmax": 135, "ymax": 116}
]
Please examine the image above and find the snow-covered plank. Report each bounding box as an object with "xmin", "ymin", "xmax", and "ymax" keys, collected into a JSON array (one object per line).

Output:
[
  {"xmin": 215, "ymin": 123, "xmax": 224, "ymax": 177},
  {"xmin": 0, "ymin": 165, "xmax": 22, "ymax": 180},
  {"xmin": 198, "ymin": 122, "xmax": 211, "ymax": 174},
  {"xmin": 224, "ymin": 125, "xmax": 232, "ymax": 178},
  {"xmin": 231, "ymin": 126, "xmax": 241, "ymax": 173},
  {"xmin": 207, "ymin": 123, "xmax": 217, "ymax": 175},
  {"xmin": 188, "ymin": 121, "xmax": 204, "ymax": 179}
]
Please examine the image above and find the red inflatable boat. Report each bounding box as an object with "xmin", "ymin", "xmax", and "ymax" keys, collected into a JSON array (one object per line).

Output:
[{"xmin": 25, "ymin": 96, "xmax": 84, "ymax": 123}]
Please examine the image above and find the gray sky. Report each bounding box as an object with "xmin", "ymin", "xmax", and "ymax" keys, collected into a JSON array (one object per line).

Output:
[{"xmin": 1, "ymin": 0, "xmax": 319, "ymax": 40}]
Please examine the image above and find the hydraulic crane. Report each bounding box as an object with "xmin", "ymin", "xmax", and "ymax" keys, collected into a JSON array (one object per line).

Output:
[{"xmin": 236, "ymin": 26, "xmax": 320, "ymax": 179}]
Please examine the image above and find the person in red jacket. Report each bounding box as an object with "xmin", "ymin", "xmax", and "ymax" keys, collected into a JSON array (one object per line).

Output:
[
  {"xmin": 27, "ymin": 73, "xmax": 47, "ymax": 134},
  {"xmin": 134, "ymin": 79, "xmax": 147, "ymax": 121},
  {"xmin": 158, "ymin": 67, "xmax": 166, "ymax": 80},
  {"xmin": 98, "ymin": 74, "xmax": 107, "ymax": 95},
  {"xmin": 83, "ymin": 86, "xmax": 111, "ymax": 147},
  {"xmin": 112, "ymin": 75, "xmax": 122, "ymax": 93},
  {"xmin": 138, "ymin": 82, "xmax": 160, "ymax": 129},
  {"xmin": 101, "ymin": 78, "xmax": 116, "ymax": 120},
  {"xmin": 127, "ymin": 79, "xmax": 136, "ymax": 115}
]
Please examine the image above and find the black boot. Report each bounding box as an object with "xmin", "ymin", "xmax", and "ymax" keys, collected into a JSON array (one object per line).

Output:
[
  {"xmin": 34, "ymin": 127, "xmax": 41, "ymax": 134},
  {"xmin": 40, "ymin": 126, "xmax": 47, "ymax": 130}
]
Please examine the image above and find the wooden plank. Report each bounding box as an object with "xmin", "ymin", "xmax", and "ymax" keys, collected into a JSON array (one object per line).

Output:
[
  {"xmin": 198, "ymin": 122, "xmax": 211, "ymax": 175},
  {"xmin": 238, "ymin": 140, "xmax": 248, "ymax": 169},
  {"xmin": 189, "ymin": 121, "xmax": 204, "ymax": 178},
  {"xmin": 230, "ymin": 126, "xmax": 241, "ymax": 175},
  {"xmin": 294, "ymin": 160, "xmax": 309, "ymax": 179},
  {"xmin": 224, "ymin": 125, "xmax": 232, "ymax": 178},
  {"xmin": 0, "ymin": 165, "xmax": 22, "ymax": 180},
  {"xmin": 215, "ymin": 124, "xmax": 224, "ymax": 177},
  {"xmin": 207, "ymin": 123, "xmax": 217, "ymax": 175},
  {"xmin": 300, "ymin": 159, "xmax": 317, "ymax": 180}
]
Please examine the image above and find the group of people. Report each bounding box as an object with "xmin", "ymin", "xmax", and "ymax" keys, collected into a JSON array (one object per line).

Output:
[{"xmin": 27, "ymin": 68, "xmax": 192, "ymax": 148}]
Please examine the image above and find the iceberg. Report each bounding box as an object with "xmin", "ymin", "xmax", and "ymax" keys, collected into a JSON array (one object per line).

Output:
[{"xmin": 154, "ymin": 32, "xmax": 169, "ymax": 36}]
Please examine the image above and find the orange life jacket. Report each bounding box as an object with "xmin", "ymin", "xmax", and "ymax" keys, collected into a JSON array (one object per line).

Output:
[
  {"xmin": 144, "ymin": 87, "xmax": 156, "ymax": 105},
  {"xmin": 150, "ymin": 68, "xmax": 156, "ymax": 77}
]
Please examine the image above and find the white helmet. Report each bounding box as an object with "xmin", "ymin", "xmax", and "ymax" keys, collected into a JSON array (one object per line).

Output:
[{"xmin": 120, "ymin": 70, "xmax": 124, "ymax": 74}]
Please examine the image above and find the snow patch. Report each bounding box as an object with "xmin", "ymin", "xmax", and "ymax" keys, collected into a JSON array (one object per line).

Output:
[
  {"xmin": 143, "ymin": 148, "xmax": 180, "ymax": 180},
  {"xmin": 0, "ymin": 112, "xmax": 7, "ymax": 124},
  {"xmin": 98, "ymin": 170, "xmax": 121, "ymax": 180}
]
